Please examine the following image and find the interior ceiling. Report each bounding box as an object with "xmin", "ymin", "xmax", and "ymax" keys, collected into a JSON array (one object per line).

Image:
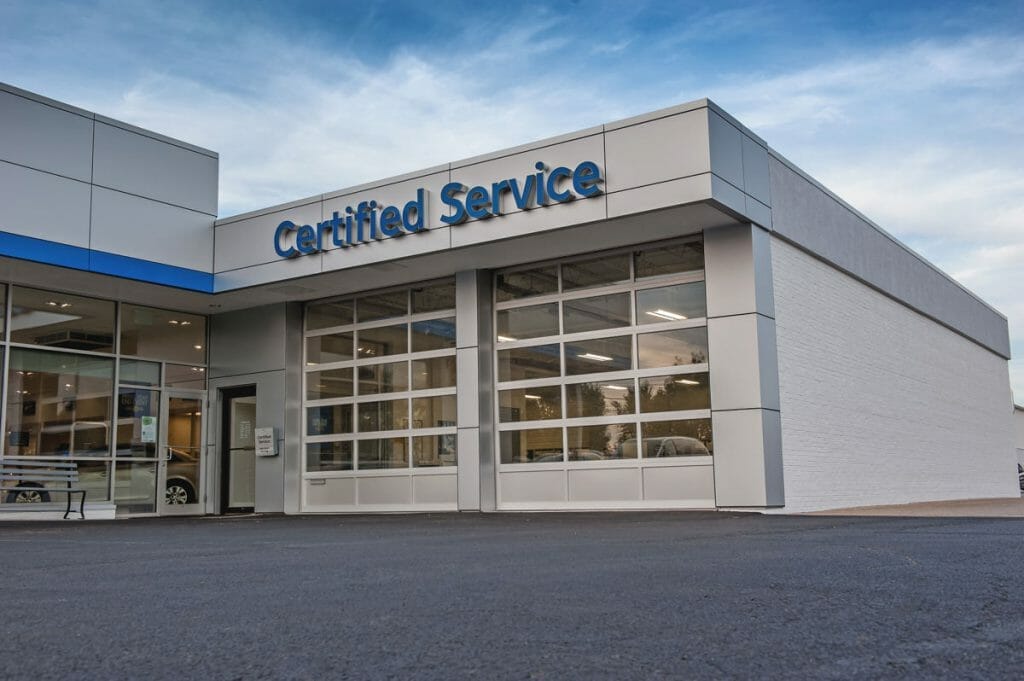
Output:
[{"xmin": 0, "ymin": 202, "xmax": 739, "ymax": 315}]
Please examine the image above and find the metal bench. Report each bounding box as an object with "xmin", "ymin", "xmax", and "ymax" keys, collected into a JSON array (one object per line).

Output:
[{"xmin": 1, "ymin": 459, "xmax": 86, "ymax": 519}]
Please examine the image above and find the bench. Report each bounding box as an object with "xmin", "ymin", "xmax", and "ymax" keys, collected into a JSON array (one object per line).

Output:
[{"xmin": 1, "ymin": 459, "xmax": 86, "ymax": 519}]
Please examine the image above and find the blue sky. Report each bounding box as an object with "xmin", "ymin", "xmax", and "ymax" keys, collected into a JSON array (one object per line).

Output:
[{"xmin": 2, "ymin": 0, "xmax": 1023, "ymax": 399}]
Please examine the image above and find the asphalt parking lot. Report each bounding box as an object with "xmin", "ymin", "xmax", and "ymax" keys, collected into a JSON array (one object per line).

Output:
[{"xmin": 1, "ymin": 512, "xmax": 1022, "ymax": 680}]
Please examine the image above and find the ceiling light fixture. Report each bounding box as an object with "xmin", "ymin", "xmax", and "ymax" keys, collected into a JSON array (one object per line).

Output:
[
  {"xmin": 578, "ymin": 352, "xmax": 612, "ymax": 362},
  {"xmin": 646, "ymin": 309, "xmax": 687, "ymax": 321},
  {"xmin": 675, "ymin": 378, "xmax": 700, "ymax": 385}
]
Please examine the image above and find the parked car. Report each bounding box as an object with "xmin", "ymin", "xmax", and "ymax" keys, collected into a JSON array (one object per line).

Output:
[
  {"xmin": 1018, "ymin": 464, "xmax": 1023, "ymax": 492},
  {"xmin": 618, "ymin": 436, "xmax": 710, "ymax": 458}
]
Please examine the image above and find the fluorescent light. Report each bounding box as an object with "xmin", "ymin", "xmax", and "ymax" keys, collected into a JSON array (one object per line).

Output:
[
  {"xmin": 675, "ymin": 378, "xmax": 700, "ymax": 385},
  {"xmin": 578, "ymin": 352, "xmax": 612, "ymax": 361},
  {"xmin": 524, "ymin": 394, "xmax": 542, "ymax": 400},
  {"xmin": 602, "ymin": 385, "xmax": 629, "ymax": 391},
  {"xmin": 646, "ymin": 309, "xmax": 687, "ymax": 321},
  {"xmin": 497, "ymin": 335, "xmax": 518, "ymax": 342}
]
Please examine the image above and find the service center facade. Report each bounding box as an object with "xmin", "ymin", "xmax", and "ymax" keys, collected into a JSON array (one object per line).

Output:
[{"xmin": 0, "ymin": 81, "xmax": 1017, "ymax": 518}]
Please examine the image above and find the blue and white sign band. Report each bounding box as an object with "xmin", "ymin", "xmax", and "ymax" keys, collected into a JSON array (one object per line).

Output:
[{"xmin": 274, "ymin": 160, "xmax": 603, "ymax": 258}]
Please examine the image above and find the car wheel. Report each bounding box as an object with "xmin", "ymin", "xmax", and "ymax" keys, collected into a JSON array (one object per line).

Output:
[
  {"xmin": 165, "ymin": 480, "xmax": 196, "ymax": 505},
  {"xmin": 6, "ymin": 483, "xmax": 51, "ymax": 504}
]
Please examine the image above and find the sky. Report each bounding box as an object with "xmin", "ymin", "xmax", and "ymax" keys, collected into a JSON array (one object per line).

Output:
[{"xmin": 1, "ymin": 0, "xmax": 1022, "ymax": 399}]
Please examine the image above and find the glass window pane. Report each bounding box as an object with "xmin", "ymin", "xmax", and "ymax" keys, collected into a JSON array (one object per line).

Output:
[
  {"xmin": 307, "ymin": 299, "xmax": 353, "ymax": 330},
  {"xmin": 119, "ymin": 359, "xmax": 160, "ymax": 387},
  {"xmin": 635, "ymin": 240, "xmax": 704, "ymax": 278},
  {"xmin": 307, "ymin": 333, "xmax": 354, "ymax": 365},
  {"xmin": 306, "ymin": 405, "xmax": 354, "ymax": 436},
  {"xmin": 639, "ymin": 373, "xmax": 711, "ymax": 412},
  {"xmin": 500, "ymin": 428, "xmax": 563, "ymax": 464},
  {"xmin": 562, "ymin": 293, "xmax": 630, "ymax": 334},
  {"xmin": 411, "ymin": 318, "xmax": 456, "ymax": 352},
  {"xmin": 306, "ymin": 441, "xmax": 353, "ymax": 471},
  {"xmin": 637, "ymin": 328, "xmax": 709, "ymax": 368},
  {"xmin": 5, "ymin": 349, "xmax": 113, "ymax": 457},
  {"xmin": 357, "ymin": 324, "xmax": 407, "ymax": 358},
  {"xmin": 564, "ymin": 336, "xmax": 632, "ymax": 375},
  {"xmin": 636, "ymin": 282, "xmax": 706, "ymax": 324},
  {"xmin": 358, "ymin": 399, "xmax": 408, "ymax": 432},
  {"xmin": 411, "ymin": 395, "xmax": 457, "ymax": 429},
  {"xmin": 11, "ymin": 287, "xmax": 115, "ymax": 353},
  {"xmin": 120, "ymin": 304, "xmax": 206, "ymax": 363},
  {"xmin": 73, "ymin": 460, "xmax": 111, "ymax": 503},
  {"xmin": 497, "ymin": 344, "xmax": 561, "ymax": 382},
  {"xmin": 412, "ymin": 356, "xmax": 457, "ymax": 390},
  {"xmin": 565, "ymin": 381, "xmax": 634, "ymax": 418},
  {"xmin": 357, "ymin": 361, "xmax": 407, "ymax": 395},
  {"xmin": 495, "ymin": 266, "xmax": 558, "ymax": 302},
  {"xmin": 498, "ymin": 386, "xmax": 562, "ymax": 422},
  {"xmin": 412, "ymin": 435, "xmax": 457, "ymax": 467},
  {"xmin": 496, "ymin": 303, "xmax": 559, "ymax": 342},
  {"xmin": 307, "ymin": 367, "xmax": 354, "ymax": 400},
  {"xmin": 567, "ymin": 424, "xmax": 636, "ymax": 461},
  {"xmin": 164, "ymin": 364, "xmax": 207, "ymax": 390},
  {"xmin": 358, "ymin": 438, "xmax": 408, "ymax": 469},
  {"xmin": 116, "ymin": 388, "xmax": 158, "ymax": 457},
  {"xmin": 113, "ymin": 460, "xmax": 157, "ymax": 513},
  {"xmin": 562, "ymin": 253, "xmax": 630, "ymax": 290},
  {"xmin": 0, "ymin": 284, "xmax": 6, "ymax": 335},
  {"xmin": 412, "ymin": 279, "xmax": 456, "ymax": 313},
  {"xmin": 357, "ymin": 290, "xmax": 407, "ymax": 322},
  {"xmin": 641, "ymin": 418, "xmax": 713, "ymax": 457}
]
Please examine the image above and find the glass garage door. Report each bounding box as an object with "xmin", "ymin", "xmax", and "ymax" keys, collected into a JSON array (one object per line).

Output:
[{"xmin": 493, "ymin": 237, "xmax": 716, "ymax": 509}]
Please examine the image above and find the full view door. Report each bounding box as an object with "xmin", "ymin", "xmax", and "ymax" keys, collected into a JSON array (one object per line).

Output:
[
  {"xmin": 221, "ymin": 386, "xmax": 257, "ymax": 513},
  {"xmin": 158, "ymin": 390, "xmax": 205, "ymax": 515}
]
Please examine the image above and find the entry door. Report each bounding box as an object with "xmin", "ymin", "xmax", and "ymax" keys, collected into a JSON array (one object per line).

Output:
[
  {"xmin": 158, "ymin": 390, "xmax": 205, "ymax": 515},
  {"xmin": 221, "ymin": 386, "xmax": 257, "ymax": 513}
]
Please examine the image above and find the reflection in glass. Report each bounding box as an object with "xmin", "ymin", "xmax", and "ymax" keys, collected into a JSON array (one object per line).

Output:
[
  {"xmin": 495, "ymin": 266, "xmax": 558, "ymax": 302},
  {"xmin": 306, "ymin": 367, "xmax": 354, "ymax": 400},
  {"xmin": 358, "ymin": 399, "xmax": 408, "ymax": 432},
  {"xmin": 164, "ymin": 364, "xmax": 207, "ymax": 390},
  {"xmin": 497, "ymin": 344, "xmax": 561, "ymax": 382},
  {"xmin": 567, "ymin": 423, "xmax": 635, "ymax": 460},
  {"xmin": 357, "ymin": 290, "xmax": 407, "ymax": 322},
  {"xmin": 413, "ymin": 435, "xmax": 457, "ymax": 467},
  {"xmin": 165, "ymin": 396, "xmax": 202, "ymax": 505},
  {"xmin": 411, "ymin": 318, "xmax": 456, "ymax": 352},
  {"xmin": 306, "ymin": 333, "xmax": 354, "ymax": 365},
  {"xmin": 358, "ymin": 361, "xmax": 407, "ymax": 395},
  {"xmin": 635, "ymin": 240, "xmax": 704, "ymax": 278},
  {"xmin": 636, "ymin": 282, "xmax": 707, "ymax": 324},
  {"xmin": 358, "ymin": 438, "xmax": 408, "ymax": 469},
  {"xmin": 639, "ymin": 373, "xmax": 711, "ymax": 412},
  {"xmin": 412, "ymin": 279, "xmax": 456, "ymax": 314},
  {"xmin": 11, "ymin": 287, "xmax": 116, "ymax": 353},
  {"xmin": 637, "ymin": 328, "xmax": 708, "ymax": 368},
  {"xmin": 120, "ymin": 304, "xmax": 206, "ymax": 363},
  {"xmin": 357, "ymin": 324, "xmax": 407, "ymax": 358},
  {"xmin": 71, "ymin": 460, "xmax": 111, "ymax": 502},
  {"xmin": 113, "ymin": 460, "xmax": 157, "ymax": 514},
  {"xmin": 307, "ymin": 405, "xmax": 354, "ymax": 436},
  {"xmin": 116, "ymin": 388, "xmax": 158, "ymax": 457},
  {"xmin": 565, "ymin": 381, "xmax": 633, "ymax": 418},
  {"xmin": 496, "ymin": 303, "xmax": 559, "ymax": 342},
  {"xmin": 562, "ymin": 254, "xmax": 629, "ymax": 290},
  {"xmin": 499, "ymin": 386, "xmax": 562, "ymax": 422},
  {"xmin": 306, "ymin": 441, "xmax": 353, "ymax": 471},
  {"xmin": 412, "ymin": 356, "xmax": 457, "ymax": 390},
  {"xmin": 412, "ymin": 395, "xmax": 456, "ymax": 429},
  {"xmin": 564, "ymin": 336, "xmax": 632, "ymax": 375},
  {"xmin": 119, "ymin": 359, "xmax": 160, "ymax": 387},
  {"xmin": 5, "ymin": 349, "xmax": 113, "ymax": 457},
  {"xmin": 307, "ymin": 298, "xmax": 353, "ymax": 330},
  {"xmin": 500, "ymin": 428, "xmax": 563, "ymax": 464},
  {"xmin": 562, "ymin": 293, "xmax": 630, "ymax": 334},
  {"xmin": 641, "ymin": 418, "xmax": 713, "ymax": 456}
]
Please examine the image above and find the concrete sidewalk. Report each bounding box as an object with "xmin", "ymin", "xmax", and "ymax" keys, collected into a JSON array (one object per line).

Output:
[{"xmin": 808, "ymin": 496, "xmax": 1024, "ymax": 517}]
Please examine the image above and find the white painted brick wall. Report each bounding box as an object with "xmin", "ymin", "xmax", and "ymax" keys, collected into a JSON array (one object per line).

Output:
[{"xmin": 771, "ymin": 238, "xmax": 1018, "ymax": 512}]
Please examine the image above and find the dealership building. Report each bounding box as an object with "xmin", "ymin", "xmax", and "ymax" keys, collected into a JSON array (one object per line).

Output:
[{"xmin": 0, "ymin": 81, "xmax": 1018, "ymax": 518}]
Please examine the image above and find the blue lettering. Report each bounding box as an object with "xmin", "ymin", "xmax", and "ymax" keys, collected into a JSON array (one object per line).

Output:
[
  {"xmin": 465, "ymin": 186, "xmax": 491, "ymax": 219},
  {"xmin": 379, "ymin": 206, "xmax": 402, "ymax": 237},
  {"xmin": 295, "ymin": 224, "xmax": 317, "ymax": 254},
  {"xmin": 545, "ymin": 166, "xmax": 573, "ymax": 202},
  {"xmin": 491, "ymin": 180, "xmax": 510, "ymax": 216},
  {"xmin": 274, "ymin": 220, "xmax": 298, "ymax": 258},
  {"xmin": 572, "ymin": 161, "xmax": 602, "ymax": 197},
  {"xmin": 509, "ymin": 176, "xmax": 535, "ymax": 210},
  {"xmin": 440, "ymin": 182, "xmax": 467, "ymax": 225},
  {"xmin": 403, "ymin": 188, "xmax": 426, "ymax": 232}
]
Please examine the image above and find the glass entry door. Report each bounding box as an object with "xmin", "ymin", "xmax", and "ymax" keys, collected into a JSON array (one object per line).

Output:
[
  {"xmin": 158, "ymin": 391, "xmax": 205, "ymax": 515},
  {"xmin": 221, "ymin": 386, "xmax": 256, "ymax": 513}
]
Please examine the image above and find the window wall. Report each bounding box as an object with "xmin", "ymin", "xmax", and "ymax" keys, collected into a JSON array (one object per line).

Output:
[
  {"xmin": 0, "ymin": 285, "xmax": 207, "ymax": 513},
  {"xmin": 494, "ymin": 238, "xmax": 712, "ymax": 470},
  {"xmin": 303, "ymin": 279, "xmax": 457, "ymax": 476}
]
